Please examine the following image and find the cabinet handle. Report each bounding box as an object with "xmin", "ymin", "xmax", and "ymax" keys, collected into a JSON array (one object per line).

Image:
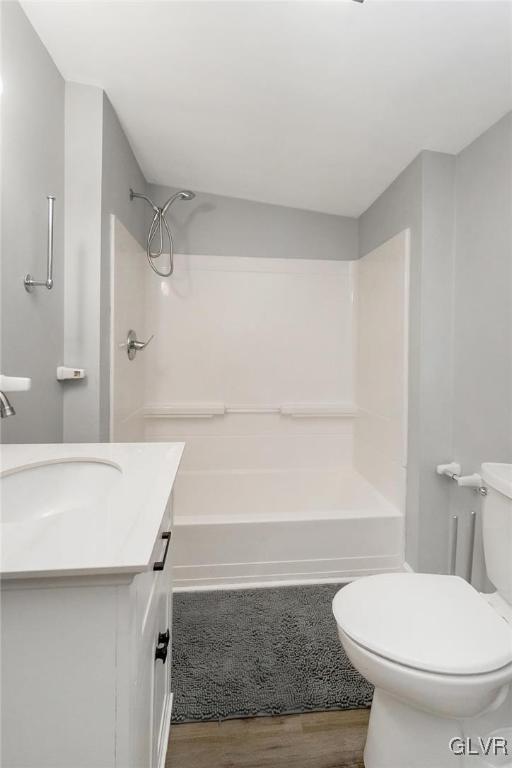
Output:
[
  {"xmin": 155, "ymin": 644, "xmax": 168, "ymax": 664},
  {"xmin": 155, "ymin": 627, "xmax": 170, "ymax": 663},
  {"xmin": 153, "ymin": 531, "xmax": 171, "ymax": 571}
]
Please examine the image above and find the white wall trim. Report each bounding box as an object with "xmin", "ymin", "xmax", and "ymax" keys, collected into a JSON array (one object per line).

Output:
[
  {"xmin": 173, "ymin": 562, "xmax": 411, "ymax": 592},
  {"xmin": 173, "ymin": 552, "xmax": 404, "ymax": 591},
  {"xmin": 174, "ymin": 577, "xmax": 357, "ymax": 592},
  {"xmin": 401, "ymin": 228, "xmax": 411, "ymax": 470},
  {"xmin": 108, "ymin": 214, "xmax": 116, "ymax": 441}
]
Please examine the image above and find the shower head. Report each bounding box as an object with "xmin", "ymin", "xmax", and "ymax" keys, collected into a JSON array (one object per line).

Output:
[
  {"xmin": 160, "ymin": 189, "xmax": 196, "ymax": 216},
  {"xmin": 130, "ymin": 186, "xmax": 196, "ymax": 277}
]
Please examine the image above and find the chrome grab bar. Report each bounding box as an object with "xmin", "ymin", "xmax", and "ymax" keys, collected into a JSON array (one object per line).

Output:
[{"xmin": 24, "ymin": 196, "xmax": 55, "ymax": 291}]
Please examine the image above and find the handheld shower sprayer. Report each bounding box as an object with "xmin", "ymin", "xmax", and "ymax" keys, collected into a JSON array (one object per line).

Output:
[{"xmin": 129, "ymin": 188, "xmax": 196, "ymax": 277}]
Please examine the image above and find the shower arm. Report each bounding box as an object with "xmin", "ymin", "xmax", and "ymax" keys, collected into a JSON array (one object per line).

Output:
[
  {"xmin": 130, "ymin": 188, "xmax": 167, "ymax": 261},
  {"xmin": 129, "ymin": 189, "xmax": 159, "ymax": 213}
]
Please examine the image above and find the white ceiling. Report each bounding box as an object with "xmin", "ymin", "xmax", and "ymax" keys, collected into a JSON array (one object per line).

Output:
[{"xmin": 22, "ymin": 0, "xmax": 512, "ymax": 216}]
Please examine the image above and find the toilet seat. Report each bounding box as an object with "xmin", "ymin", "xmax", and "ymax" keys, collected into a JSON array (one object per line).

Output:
[
  {"xmin": 337, "ymin": 623, "xmax": 512, "ymax": 720},
  {"xmin": 333, "ymin": 573, "xmax": 512, "ymax": 675}
]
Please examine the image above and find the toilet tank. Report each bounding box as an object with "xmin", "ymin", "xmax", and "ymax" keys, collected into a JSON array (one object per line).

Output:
[{"xmin": 481, "ymin": 463, "xmax": 512, "ymax": 604}]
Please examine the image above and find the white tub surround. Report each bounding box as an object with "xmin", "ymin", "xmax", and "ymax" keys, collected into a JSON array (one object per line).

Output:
[
  {"xmin": 122, "ymin": 247, "xmax": 411, "ymax": 588},
  {"xmin": 110, "ymin": 217, "xmax": 148, "ymax": 442},
  {"xmin": 1, "ymin": 442, "xmax": 184, "ymax": 768},
  {"xmin": 110, "ymin": 243, "xmax": 409, "ymax": 587},
  {"xmin": 173, "ymin": 468, "xmax": 403, "ymax": 589},
  {"xmin": 144, "ymin": 401, "xmax": 357, "ymax": 419},
  {"xmin": 354, "ymin": 230, "xmax": 410, "ymax": 512}
]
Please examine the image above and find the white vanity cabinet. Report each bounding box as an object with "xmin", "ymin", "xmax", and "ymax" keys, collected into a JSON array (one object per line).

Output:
[{"xmin": 1, "ymin": 499, "xmax": 173, "ymax": 768}]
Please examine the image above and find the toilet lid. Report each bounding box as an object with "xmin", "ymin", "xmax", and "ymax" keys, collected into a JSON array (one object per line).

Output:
[{"xmin": 332, "ymin": 573, "xmax": 512, "ymax": 675}]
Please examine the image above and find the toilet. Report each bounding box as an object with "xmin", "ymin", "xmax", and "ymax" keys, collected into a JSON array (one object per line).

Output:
[{"xmin": 333, "ymin": 463, "xmax": 512, "ymax": 768}]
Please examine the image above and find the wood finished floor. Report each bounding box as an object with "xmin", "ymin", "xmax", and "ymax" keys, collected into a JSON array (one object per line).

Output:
[{"xmin": 166, "ymin": 709, "xmax": 369, "ymax": 768}]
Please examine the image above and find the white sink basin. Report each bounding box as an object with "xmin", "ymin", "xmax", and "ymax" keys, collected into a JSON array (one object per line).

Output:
[
  {"xmin": 1, "ymin": 459, "xmax": 122, "ymax": 524},
  {"xmin": 0, "ymin": 442, "xmax": 184, "ymax": 579}
]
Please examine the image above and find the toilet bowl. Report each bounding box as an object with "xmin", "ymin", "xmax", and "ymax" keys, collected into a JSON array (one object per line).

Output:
[
  {"xmin": 333, "ymin": 573, "xmax": 512, "ymax": 768},
  {"xmin": 339, "ymin": 622, "xmax": 512, "ymax": 721},
  {"xmin": 332, "ymin": 462, "xmax": 512, "ymax": 768}
]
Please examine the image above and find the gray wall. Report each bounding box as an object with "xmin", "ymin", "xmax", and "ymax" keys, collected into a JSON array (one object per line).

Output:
[
  {"xmin": 100, "ymin": 94, "xmax": 149, "ymax": 440},
  {"xmin": 0, "ymin": 2, "xmax": 65, "ymax": 443},
  {"xmin": 450, "ymin": 112, "xmax": 512, "ymax": 587},
  {"xmin": 148, "ymin": 184, "xmax": 358, "ymax": 261},
  {"xmin": 63, "ymin": 83, "xmax": 104, "ymax": 443},
  {"xmin": 56, "ymin": 88, "xmax": 151, "ymax": 444},
  {"xmin": 359, "ymin": 151, "xmax": 457, "ymax": 574},
  {"xmin": 417, "ymin": 153, "xmax": 457, "ymax": 574},
  {"xmin": 61, "ymin": 88, "xmax": 148, "ymax": 444},
  {"xmin": 359, "ymin": 117, "xmax": 512, "ymax": 582},
  {"xmin": 0, "ymin": 4, "xmax": 150, "ymax": 447}
]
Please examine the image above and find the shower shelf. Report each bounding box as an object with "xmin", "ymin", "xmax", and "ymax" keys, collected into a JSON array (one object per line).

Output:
[
  {"xmin": 143, "ymin": 402, "xmax": 357, "ymax": 419},
  {"xmin": 144, "ymin": 402, "xmax": 225, "ymax": 419}
]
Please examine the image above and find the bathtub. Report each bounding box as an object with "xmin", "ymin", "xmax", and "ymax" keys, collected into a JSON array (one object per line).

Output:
[{"xmin": 172, "ymin": 467, "xmax": 404, "ymax": 589}]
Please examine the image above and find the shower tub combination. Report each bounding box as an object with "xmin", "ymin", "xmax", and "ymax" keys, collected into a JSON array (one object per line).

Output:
[
  {"xmin": 171, "ymin": 467, "xmax": 404, "ymax": 589},
  {"xmin": 111, "ymin": 220, "xmax": 410, "ymax": 589}
]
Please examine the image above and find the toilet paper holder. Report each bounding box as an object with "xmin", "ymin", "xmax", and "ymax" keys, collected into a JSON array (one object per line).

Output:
[
  {"xmin": 436, "ymin": 462, "xmax": 485, "ymax": 580},
  {"xmin": 436, "ymin": 462, "xmax": 487, "ymax": 495}
]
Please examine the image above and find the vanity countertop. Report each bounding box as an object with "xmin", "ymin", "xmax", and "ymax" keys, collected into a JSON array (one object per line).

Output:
[{"xmin": 0, "ymin": 442, "xmax": 184, "ymax": 580}]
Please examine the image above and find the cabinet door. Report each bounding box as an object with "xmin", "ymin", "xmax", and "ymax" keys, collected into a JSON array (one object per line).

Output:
[
  {"xmin": 130, "ymin": 505, "xmax": 172, "ymax": 768},
  {"xmin": 152, "ymin": 570, "xmax": 170, "ymax": 768},
  {"xmin": 131, "ymin": 569, "xmax": 170, "ymax": 768}
]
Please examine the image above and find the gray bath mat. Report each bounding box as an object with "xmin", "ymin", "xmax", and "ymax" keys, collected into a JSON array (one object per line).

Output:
[{"xmin": 171, "ymin": 584, "xmax": 373, "ymax": 722}]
